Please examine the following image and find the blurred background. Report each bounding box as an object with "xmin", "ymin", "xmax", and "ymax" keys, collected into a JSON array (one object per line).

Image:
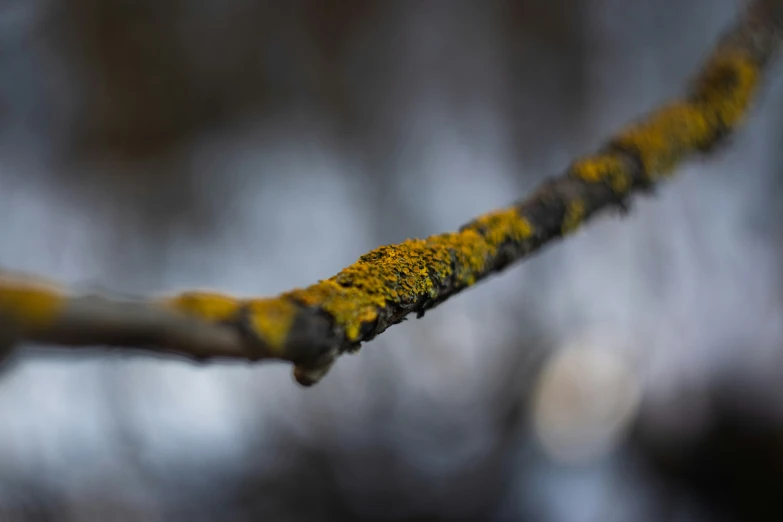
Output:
[{"xmin": 0, "ymin": 0, "xmax": 782, "ymax": 520}]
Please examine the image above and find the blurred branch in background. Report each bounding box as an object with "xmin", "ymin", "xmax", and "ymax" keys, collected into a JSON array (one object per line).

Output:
[{"xmin": 0, "ymin": 0, "xmax": 780, "ymax": 387}]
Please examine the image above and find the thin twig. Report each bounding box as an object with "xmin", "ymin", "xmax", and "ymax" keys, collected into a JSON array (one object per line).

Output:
[{"xmin": 1, "ymin": 0, "xmax": 782, "ymax": 386}]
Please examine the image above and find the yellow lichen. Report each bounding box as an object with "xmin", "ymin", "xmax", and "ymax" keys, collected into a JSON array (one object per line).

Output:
[
  {"xmin": 611, "ymin": 102, "xmax": 712, "ymax": 178},
  {"xmin": 609, "ymin": 49, "xmax": 760, "ymax": 180},
  {"xmin": 156, "ymin": 52, "xmax": 761, "ymax": 355},
  {"xmin": 160, "ymin": 291, "xmax": 298, "ymax": 355},
  {"xmin": 242, "ymin": 298, "xmax": 298, "ymax": 355},
  {"xmin": 161, "ymin": 292, "xmax": 244, "ymax": 323},
  {"xmin": 570, "ymin": 153, "xmax": 632, "ymax": 193},
  {"xmin": 694, "ymin": 50, "xmax": 760, "ymax": 130},
  {"xmin": 0, "ymin": 279, "xmax": 65, "ymax": 333},
  {"xmin": 283, "ymin": 207, "xmax": 534, "ymax": 343},
  {"xmin": 562, "ymin": 199, "xmax": 586, "ymax": 236},
  {"xmin": 469, "ymin": 208, "xmax": 534, "ymax": 246}
]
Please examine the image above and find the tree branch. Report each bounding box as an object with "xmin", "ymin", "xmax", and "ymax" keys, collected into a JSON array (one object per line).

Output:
[{"xmin": 2, "ymin": 0, "xmax": 782, "ymax": 386}]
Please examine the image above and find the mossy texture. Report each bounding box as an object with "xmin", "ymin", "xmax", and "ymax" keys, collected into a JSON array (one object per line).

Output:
[
  {"xmin": 570, "ymin": 49, "xmax": 762, "ymax": 195},
  {"xmin": 164, "ymin": 208, "xmax": 535, "ymax": 356},
  {"xmin": 0, "ymin": 1, "xmax": 778, "ymax": 386},
  {"xmin": 162, "ymin": 12, "xmax": 776, "ymax": 385}
]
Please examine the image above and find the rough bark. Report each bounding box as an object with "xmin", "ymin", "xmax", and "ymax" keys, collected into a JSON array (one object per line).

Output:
[{"xmin": 1, "ymin": 0, "xmax": 781, "ymax": 386}]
